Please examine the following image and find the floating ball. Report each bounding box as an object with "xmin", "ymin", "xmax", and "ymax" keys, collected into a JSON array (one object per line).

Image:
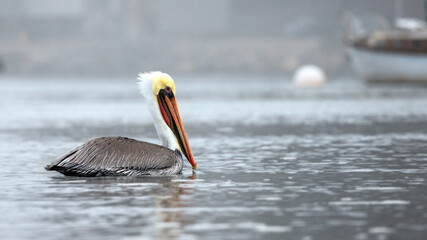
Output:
[{"xmin": 293, "ymin": 65, "xmax": 326, "ymax": 88}]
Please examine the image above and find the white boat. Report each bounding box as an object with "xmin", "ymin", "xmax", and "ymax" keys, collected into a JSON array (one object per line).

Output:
[
  {"xmin": 347, "ymin": 30, "xmax": 427, "ymax": 82},
  {"xmin": 348, "ymin": 46, "xmax": 427, "ymax": 82}
]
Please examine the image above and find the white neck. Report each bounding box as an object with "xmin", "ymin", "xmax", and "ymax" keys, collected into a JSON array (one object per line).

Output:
[{"xmin": 138, "ymin": 75, "xmax": 181, "ymax": 151}]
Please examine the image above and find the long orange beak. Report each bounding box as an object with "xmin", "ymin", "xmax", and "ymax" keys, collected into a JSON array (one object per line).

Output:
[{"xmin": 157, "ymin": 90, "xmax": 196, "ymax": 170}]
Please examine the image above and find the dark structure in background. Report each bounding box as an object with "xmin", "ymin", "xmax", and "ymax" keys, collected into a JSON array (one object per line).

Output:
[{"xmin": 0, "ymin": 0, "xmax": 425, "ymax": 77}]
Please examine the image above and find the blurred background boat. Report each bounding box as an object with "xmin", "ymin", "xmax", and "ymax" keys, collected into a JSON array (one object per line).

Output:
[
  {"xmin": 344, "ymin": 2, "xmax": 427, "ymax": 82},
  {"xmin": 347, "ymin": 28, "xmax": 427, "ymax": 82}
]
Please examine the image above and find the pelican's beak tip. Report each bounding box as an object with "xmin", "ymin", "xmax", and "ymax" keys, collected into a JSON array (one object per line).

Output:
[{"xmin": 192, "ymin": 164, "xmax": 197, "ymax": 170}]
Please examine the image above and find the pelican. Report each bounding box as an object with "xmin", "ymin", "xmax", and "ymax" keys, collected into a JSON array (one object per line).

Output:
[{"xmin": 45, "ymin": 71, "xmax": 196, "ymax": 176}]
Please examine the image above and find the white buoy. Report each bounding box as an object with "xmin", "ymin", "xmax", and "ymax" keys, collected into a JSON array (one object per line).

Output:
[{"xmin": 293, "ymin": 65, "xmax": 326, "ymax": 88}]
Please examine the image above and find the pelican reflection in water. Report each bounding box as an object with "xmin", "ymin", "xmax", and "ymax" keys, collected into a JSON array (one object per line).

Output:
[
  {"xmin": 53, "ymin": 175, "xmax": 196, "ymax": 240},
  {"xmin": 46, "ymin": 72, "xmax": 196, "ymax": 176}
]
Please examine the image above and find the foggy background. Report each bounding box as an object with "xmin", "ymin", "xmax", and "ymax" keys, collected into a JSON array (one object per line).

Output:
[{"xmin": 0, "ymin": 0, "xmax": 425, "ymax": 78}]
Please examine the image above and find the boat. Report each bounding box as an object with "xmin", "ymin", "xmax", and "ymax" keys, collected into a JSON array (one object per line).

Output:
[
  {"xmin": 344, "ymin": 13, "xmax": 427, "ymax": 82},
  {"xmin": 347, "ymin": 30, "xmax": 427, "ymax": 82}
]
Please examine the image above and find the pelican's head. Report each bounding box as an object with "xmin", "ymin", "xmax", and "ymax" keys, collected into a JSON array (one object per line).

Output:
[{"xmin": 138, "ymin": 71, "xmax": 196, "ymax": 170}]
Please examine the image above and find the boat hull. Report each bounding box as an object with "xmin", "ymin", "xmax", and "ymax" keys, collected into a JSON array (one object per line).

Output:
[{"xmin": 348, "ymin": 47, "xmax": 427, "ymax": 82}]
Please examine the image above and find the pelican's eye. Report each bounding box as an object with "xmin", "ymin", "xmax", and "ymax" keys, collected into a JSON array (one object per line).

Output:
[{"xmin": 161, "ymin": 86, "xmax": 174, "ymax": 98}]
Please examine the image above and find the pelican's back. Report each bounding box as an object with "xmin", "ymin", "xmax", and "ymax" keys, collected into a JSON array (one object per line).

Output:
[{"xmin": 46, "ymin": 137, "xmax": 182, "ymax": 176}]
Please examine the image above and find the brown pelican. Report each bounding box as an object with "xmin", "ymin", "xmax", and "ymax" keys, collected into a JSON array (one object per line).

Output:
[{"xmin": 46, "ymin": 71, "xmax": 196, "ymax": 176}]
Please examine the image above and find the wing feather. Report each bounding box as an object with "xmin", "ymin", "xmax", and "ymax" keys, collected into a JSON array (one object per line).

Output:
[{"xmin": 46, "ymin": 137, "xmax": 178, "ymax": 176}]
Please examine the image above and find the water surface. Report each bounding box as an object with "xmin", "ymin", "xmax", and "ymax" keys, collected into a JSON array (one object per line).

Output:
[{"xmin": 1, "ymin": 75, "xmax": 427, "ymax": 240}]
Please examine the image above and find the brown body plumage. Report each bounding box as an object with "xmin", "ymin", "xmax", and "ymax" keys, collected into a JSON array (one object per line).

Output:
[{"xmin": 45, "ymin": 137, "xmax": 184, "ymax": 176}]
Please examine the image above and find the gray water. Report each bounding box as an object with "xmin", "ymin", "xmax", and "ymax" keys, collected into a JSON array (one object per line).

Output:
[{"xmin": 1, "ymin": 75, "xmax": 427, "ymax": 240}]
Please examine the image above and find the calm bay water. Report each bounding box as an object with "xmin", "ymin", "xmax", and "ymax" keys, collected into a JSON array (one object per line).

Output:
[{"xmin": 1, "ymin": 75, "xmax": 427, "ymax": 240}]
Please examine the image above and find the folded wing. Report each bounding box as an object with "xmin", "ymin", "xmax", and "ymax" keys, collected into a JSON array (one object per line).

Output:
[{"xmin": 46, "ymin": 137, "xmax": 178, "ymax": 176}]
